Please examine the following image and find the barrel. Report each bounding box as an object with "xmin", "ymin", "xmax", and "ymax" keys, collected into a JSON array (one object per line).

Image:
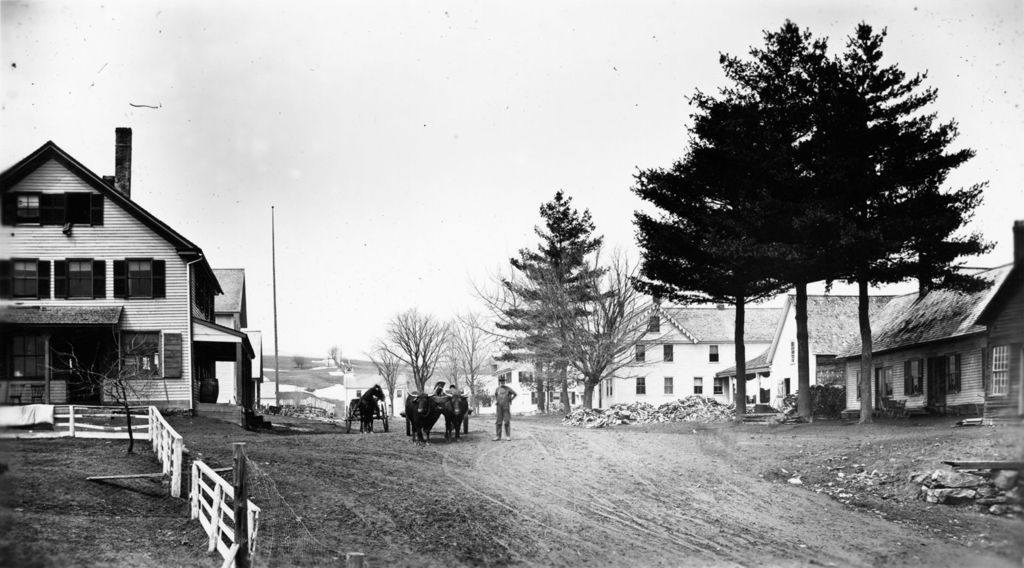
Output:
[{"xmin": 199, "ymin": 378, "xmax": 219, "ymax": 403}]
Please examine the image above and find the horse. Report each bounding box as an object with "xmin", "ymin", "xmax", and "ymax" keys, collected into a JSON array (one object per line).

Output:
[
  {"xmin": 356, "ymin": 384, "xmax": 385, "ymax": 433},
  {"xmin": 404, "ymin": 392, "xmax": 444, "ymax": 444},
  {"xmin": 442, "ymin": 394, "xmax": 469, "ymax": 442}
]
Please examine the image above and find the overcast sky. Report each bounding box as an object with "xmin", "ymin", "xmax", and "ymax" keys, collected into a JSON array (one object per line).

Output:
[{"xmin": 2, "ymin": 0, "xmax": 1022, "ymax": 358}]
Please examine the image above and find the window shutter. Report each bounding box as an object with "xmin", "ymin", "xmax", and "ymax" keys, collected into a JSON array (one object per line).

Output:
[
  {"xmin": 153, "ymin": 260, "xmax": 166, "ymax": 298},
  {"xmin": 163, "ymin": 333, "xmax": 183, "ymax": 378},
  {"xmin": 903, "ymin": 360, "xmax": 911, "ymax": 395},
  {"xmin": 93, "ymin": 260, "xmax": 106, "ymax": 298},
  {"xmin": 41, "ymin": 194, "xmax": 66, "ymax": 225},
  {"xmin": 0, "ymin": 260, "xmax": 11, "ymax": 298},
  {"xmin": 90, "ymin": 194, "xmax": 104, "ymax": 225},
  {"xmin": 38, "ymin": 260, "xmax": 50, "ymax": 299},
  {"xmin": 1, "ymin": 194, "xmax": 15, "ymax": 225},
  {"xmin": 113, "ymin": 260, "xmax": 126, "ymax": 298},
  {"xmin": 54, "ymin": 260, "xmax": 68, "ymax": 298}
]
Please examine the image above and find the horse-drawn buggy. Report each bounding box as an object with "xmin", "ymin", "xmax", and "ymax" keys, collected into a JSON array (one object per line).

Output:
[{"xmin": 346, "ymin": 385, "xmax": 389, "ymax": 433}]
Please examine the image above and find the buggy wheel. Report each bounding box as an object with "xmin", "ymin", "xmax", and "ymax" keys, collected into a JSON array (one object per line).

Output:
[{"xmin": 382, "ymin": 415, "xmax": 389, "ymax": 432}]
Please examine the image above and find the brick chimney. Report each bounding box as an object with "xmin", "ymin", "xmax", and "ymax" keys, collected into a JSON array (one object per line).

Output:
[
  {"xmin": 114, "ymin": 127, "xmax": 132, "ymax": 198},
  {"xmin": 1014, "ymin": 220, "xmax": 1024, "ymax": 266}
]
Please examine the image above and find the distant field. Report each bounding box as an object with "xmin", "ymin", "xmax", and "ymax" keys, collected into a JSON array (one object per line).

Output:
[{"xmin": 259, "ymin": 355, "xmax": 377, "ymax": 390}]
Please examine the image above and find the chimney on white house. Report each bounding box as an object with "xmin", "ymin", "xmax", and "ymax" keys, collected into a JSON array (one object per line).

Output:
[
  {"xmin": 114, "ymin": 127, "xmax": 132, "ymax": 198},
  {"xmin": 1014, "ymin": 220, "xmax": 1024, "ymax": 266}
]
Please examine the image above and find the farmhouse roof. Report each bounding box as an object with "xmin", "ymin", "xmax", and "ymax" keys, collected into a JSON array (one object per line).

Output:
[
  {"xmin": 0, "ymin": 139, "xmax": 221, "ymax": 294},
  {"xmin": 837, "ymin": 264, "xmax": 1013, "ymax": 358},
  {"xmin": 213, "ymin": 268, "xmax": 245, "ymax": 313},
  {"xmin": 0, "ymin": 305, "xmax": 123, "ymax": 326},
  {"xmin": 659, "ymin": 305, "xmax": 782, "ymax": 343}
]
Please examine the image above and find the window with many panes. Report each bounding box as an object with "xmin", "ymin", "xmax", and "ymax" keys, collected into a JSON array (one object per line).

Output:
[
  {"xmin": 693, "ymin": 377, "xmax": 703, "ymax": 395},
  {"xmin": 713, "ymin": 378, "xmax": 724, "ymax": 395},
  {"xmin": 876, "ymin": 366, "xmax": 893, "ymax": 398},
  {"xmin": 605, "ymin": 378, "xmax": 613, "ymax": 397},
  {"xmin": 709, "ymin": 345, "xmax": 719, "ymax": 362},
  {"xmin": 121, "ymin": 332, "xmax": 161, "ymax": 377},
  {"xmin": 946, "ymin": 354, "xmax": 962, "ymax": 394},
  {"xmin": 3, "ymin": 192, "xmax": 103, "ymax": 226},
  {"xmin": 67, "ymin": 260, "xmax": 93, "ymax": 298},
  {"xmin": 636, "ymin": 377, "xmax": 646, "ymax": 395},
  {"xmin": 664, "ymin": 376, "xmax": 673, "ymax": 394},
  {"xmin": 635, "ymin": 345, "xmax": 645, "ymax": 362},
  {"xmin": 128, "ymin": 260, "xmax": 153, "ymax": 298},
  {"xmin": 664, "ymin": 344, "xmax": 673, "ymax": 362},
  {"xmin": 13, "ymin": 260, "xmax": 39, "ymax": 298},
  {"xmin": 991, "ymin": 345, "xmax": 1008, "ymax": 396},
  {"xmin": 16, "ymin": 194, "xmax": 40, "ymax": 223},
  {"xmin": 904, "ymin": 359, "xmax": 923, "ymax": 396},
  {"xmin": 11, "ymin": 336, "xmax": 46, "ymax": 379}
]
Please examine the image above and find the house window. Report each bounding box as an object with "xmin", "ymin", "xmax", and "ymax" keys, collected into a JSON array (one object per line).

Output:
[
  {"xmin": 519, "ymin": 371, "xmax": 533, "ymax": 384},
  {"xmin": 11, "ymin": 336, "xmax": 46, "ymax": 379},
  {"xmin": 663, "ymin": 344, "xmax": 673, "ymax": 362},
  {"xmin": 713, "ymin": 378, "xmax": 725, "ymax": 395},
  {"xmin": 790, "ymin": 341, "xmax": 796, "ymax": 364},
  {"xmin": 635, "ymin": 345, "xmax": 645, "ymax": 362},
  {"xmin": 876, "ymin": 366, "xmax": 893, "ymax": 399},
  {"xmin": 855, "ymin": 370, "xmax": 861, "ymax": 401},
  {"xmin": 68, "ymin": 260, "xmax": 93, "ymax": 298},
  {"xmin": 499, "ymin": 372, "xmax": 512, "ymax": 384},
  {"xmin": 946, "ymin": 354, "xmax": 962, "ymax": 394},
  {"xmin": 605, "ymin": 378, "xmax": 613, "ymax": 396},
  {"xmin": 636, "ymin": 377, "xmax": 646, "ymax": 395},
  {"xmin": 903, "ymin": 359, "xmax": 923, "ymax": 396},
  {"xmin": 121, "ymin": 332, "xmax": 161, "ymax": 377},
  {"xmin": 356, "ymin": 390, "xmax": 362, "ymax": 398},
  {"xmin": 531, "ymin": 391, "xmax": 538, "ymax": 404},
  {"xmin": 13, "ymin": 260, "xmax": 39, "ymax": 298},
  {"xmin": 991, "ymin": 346, "xmax": 1008, "ymax": 396},
  {"xmin": 396, "ymin": 389, "xmax": 404, "ymax": 398},
  {"xmin": 65, "ymin": 193, "xmax": 92, "ymax": 224},
  {"xmin": 648, "ymin": 315, "xmax": 660, "ymax": 333},
  {"xmin": 128, "ymin": 260, "xmax": 153, "ymax": 298},
  {"xmin": 709, "ymin": 345, "xmax": 719, "ymax": 362},
  {"xmin": 664, "ymin": 376, "xmax": 674, "ymax": 395},
  {"xmin": 693, "ymin": 377, "xmax": 703, "ymax": 395},
  {"xmin": 16, "ymin": 194, "xmax": 40, "ymax": 223}
]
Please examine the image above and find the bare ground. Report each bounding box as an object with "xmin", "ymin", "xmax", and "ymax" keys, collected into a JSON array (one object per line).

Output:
[{"xmin": 1, "ymin": 412, "xmax": 1022, "ymax": 567}]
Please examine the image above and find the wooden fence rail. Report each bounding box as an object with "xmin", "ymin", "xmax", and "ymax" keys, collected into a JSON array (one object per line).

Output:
[{"xmin": 190, "ymin": 459, "xmax": 261, "ymax": 568}]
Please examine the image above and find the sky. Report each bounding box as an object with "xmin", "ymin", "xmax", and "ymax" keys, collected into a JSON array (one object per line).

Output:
[{"xmin": 2, "ymin": 0, "xmax": 1022, "ymax": 359}]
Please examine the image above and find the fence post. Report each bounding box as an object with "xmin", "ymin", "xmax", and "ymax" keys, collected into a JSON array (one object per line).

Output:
[
  {"xmin": 171, "ymin": 437, "xmax": 183, "ymax": 498},
  {"xmin": 233, "ymin": 442, "xmax": 250, "ymax": 568},
  {"xmin": 190, "ymin": 462, "xmax": 200, "ymax": 520}
]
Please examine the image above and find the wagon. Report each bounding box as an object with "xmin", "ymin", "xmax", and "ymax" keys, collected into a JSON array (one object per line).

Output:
[{"xmin": 346, "ymin": 398, "xmax": 390, "ymax": 433}]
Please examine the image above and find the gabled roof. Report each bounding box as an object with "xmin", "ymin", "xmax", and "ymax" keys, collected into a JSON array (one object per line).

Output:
[
  {"xmin": 0, "ymin": 140, "xmax": 221, "ymax": 294},
  {"xmin": 716, "ymin": 348, "xmax": 773, "ymax": 378},
  {"xmin": 837, "ymin": 264, "xmax": 1014, "ymax": 358},
  {"xmin": 213, "ymin": 269, "xmax": 245, "ymax": 313},
  {"xmin": 657, "ymin": 305, "xmax": 782, "ymax": 343}
]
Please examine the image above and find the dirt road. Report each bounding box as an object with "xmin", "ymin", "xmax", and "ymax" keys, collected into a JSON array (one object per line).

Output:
[{"xmin": 227, "ymin": 415, "xmax": 1021, "ymax": 568}]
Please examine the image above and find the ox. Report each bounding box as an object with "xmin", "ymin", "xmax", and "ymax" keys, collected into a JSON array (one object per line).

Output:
[
  {"xmin": 404, "ymin": 393, "xmax": 444, "ymax": 444},
  {"xmin": 442, "ymin": 395, "xmax": 469, "ymax": 442}
]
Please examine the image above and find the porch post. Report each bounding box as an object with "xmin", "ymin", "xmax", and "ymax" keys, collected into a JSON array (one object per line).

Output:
[
  {"xmin": 44, "ymin": 333, "xmax": 51, "ymax": 404},
  {"xmin": 235, "ymin": 343, "xmax": 245, "ymax": 409}
]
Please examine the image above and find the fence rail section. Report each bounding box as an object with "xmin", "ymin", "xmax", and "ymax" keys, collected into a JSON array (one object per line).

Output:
[{"xmin": 190, "ymin": 459, "xmax": 261, "ymax": 568}]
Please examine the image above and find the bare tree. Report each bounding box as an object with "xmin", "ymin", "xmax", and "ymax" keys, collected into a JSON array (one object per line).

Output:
[
  {"xmin": 51, "ymin": 333, "xmax": 162, "ymax": 453},
  {"xmin": 367, "ymin": 342, "xmax": 403, "ymax": 415},
  {"xmin": 382, "ymin": 308, "xmax": 449, "ymax": 392},
  {"xmin": 327, "ymin": 345, "xmax": 342, "ymax": 368},
  {"xmin": 293, "ymin": 355, "xmax": 308, "ymax": 369},
  {"xmin": 449, "ymin": 311, "xmax": 498, "ymax": 412}
]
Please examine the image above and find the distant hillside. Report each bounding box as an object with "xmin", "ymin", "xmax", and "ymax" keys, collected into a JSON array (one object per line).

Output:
[{"xmin": 259, "ymin": 355, "xmax": 377, "ymax": 391}]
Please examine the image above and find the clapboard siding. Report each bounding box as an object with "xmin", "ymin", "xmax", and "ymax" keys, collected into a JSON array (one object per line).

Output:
[
  {"xmin": 845, "ymin": 336, "xmax": 987, "ymax": 412},
  {"xmin": 2, "ymin": 158, "xmax": 194, "ymax": 405}
]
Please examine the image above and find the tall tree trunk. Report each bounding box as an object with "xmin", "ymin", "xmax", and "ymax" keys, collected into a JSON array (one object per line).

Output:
[
  {"xmin": 534, "ymin": 361, "xmax": 546, "ymax": 413},
  {"xmin": 734, "ymin": 296, "xmax": 747, "ymax": 421},
  {"xmin": 858, "ymin": 278, "xmax": 874, "ymax": 424},
  {"xmin": 559, "ymin": 362, "xmax": 570, "ymax": 414},
  {"xmin": 582, "ymin": 379, "xmax": 595, "ymax": 410},
  {"xmin": 796, "ymin": 283, "xmax": 811, "ymax": 420}
]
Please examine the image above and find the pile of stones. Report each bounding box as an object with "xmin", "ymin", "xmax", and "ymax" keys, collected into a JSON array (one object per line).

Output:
[
  {"xmin": 562, "ymin": 396, "xmax": 734, "ymax": 428},
  {"xmin": 912, "ymin": 468, "xmax": 1023, "ymax": 516}
]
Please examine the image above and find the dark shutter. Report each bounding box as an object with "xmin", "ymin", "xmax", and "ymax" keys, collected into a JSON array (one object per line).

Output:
[
  {"xmin": 153, "ymin": 260, "xmax": 166, "ymax": 298},
  {"xmin": 163, "ymin": 333, "xmax": 183, "ymax": 378},
  {"xmin": 0, "ymin": 260, "xmax": 11, "ymax": 298},
  {"xmin": 904, "ymin": 360, "xmax": 912, "ymax": 395},
  {"xmin": 113, "ymin": 260, "xmax": 126, "ymax": 298},
  {"xmin": 40, "ymin": 194, "xmax": 66, "ymax": 225},
  {"xmin": 90, "ymin": 194, "xmax": 104, "ymax": 225},
  {"xmin": 1, "ymin": 194, "xmax": 15, "ymax": 225},
  {"xmin": 54, "ymin": 260, "xmax": 68, "ymax": 298},
  {"xmin": 93, "ymin": 260, "xmax": 106, "ymax": 298},
  {"xmin": 38, "ymin": 260, "xmax": 50, "ymax": 299}
]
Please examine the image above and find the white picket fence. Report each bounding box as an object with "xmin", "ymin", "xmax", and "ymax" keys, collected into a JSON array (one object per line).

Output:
[
  {"xmin": 1, "ymin": 405, "xmax": 184, "ymax": 498},
  {"xmin": 190, "ymin": 460, "xmax": 261, "ymax": 568}
]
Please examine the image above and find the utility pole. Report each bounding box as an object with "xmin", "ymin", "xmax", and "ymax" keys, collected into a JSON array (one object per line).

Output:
[{"xmin": 272, "ymin": 206, "xmax": 280, "ymax": 406}]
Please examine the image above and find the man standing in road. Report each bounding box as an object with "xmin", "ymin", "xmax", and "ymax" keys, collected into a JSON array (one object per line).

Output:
[{"xmin": 493, "ymin": 376, "xmax": 517, "ymax": 441}]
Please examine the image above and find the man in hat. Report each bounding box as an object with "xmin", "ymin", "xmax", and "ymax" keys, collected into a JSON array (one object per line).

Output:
[{"xmin": 493, "ymin": 376, "xmax": 518, "ymax": 441}]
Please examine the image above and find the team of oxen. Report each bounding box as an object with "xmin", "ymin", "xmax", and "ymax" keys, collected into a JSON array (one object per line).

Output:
[{"xmin": 350, "ymin": 384, "xmax": 470, "ymax": 443}]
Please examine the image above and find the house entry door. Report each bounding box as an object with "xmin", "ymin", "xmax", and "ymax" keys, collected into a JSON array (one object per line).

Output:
[{"xmin": 926, "ymin": 357, "xmax": 946, "ymax": 410}]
